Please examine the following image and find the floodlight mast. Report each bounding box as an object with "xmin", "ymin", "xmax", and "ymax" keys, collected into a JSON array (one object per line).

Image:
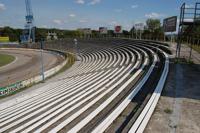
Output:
[
  {"xmin": 25, "ymin": 0, "xmax": 33, "ymax": 18},
  {"xmin": 24, "ymin": 0, "xmax": 35, "ymax": 43}
]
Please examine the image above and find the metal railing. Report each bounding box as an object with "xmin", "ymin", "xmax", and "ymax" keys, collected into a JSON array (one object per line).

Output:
[
  {"xmin": 179, "ymin": 3, "xmax": 200, "ymax": 25},
  {"xmin": 176, "ymin": 2, "xmax": 200, "ymax": 59}
]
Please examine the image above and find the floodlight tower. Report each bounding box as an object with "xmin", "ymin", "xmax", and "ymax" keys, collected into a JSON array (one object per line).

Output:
[{"xmin": 23, "ymin": 0, "xmax": 35, "ymax": 43}]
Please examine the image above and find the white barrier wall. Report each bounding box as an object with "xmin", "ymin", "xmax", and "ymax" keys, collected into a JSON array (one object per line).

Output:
[{"xmin": 0, "ymin": 48, "xmax": 68, "ymax": 97}]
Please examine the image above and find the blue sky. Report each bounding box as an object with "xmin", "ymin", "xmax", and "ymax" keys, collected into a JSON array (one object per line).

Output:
[{"xmin": 0, "ymin": 0, "xmax": 198, "ymax": 30}]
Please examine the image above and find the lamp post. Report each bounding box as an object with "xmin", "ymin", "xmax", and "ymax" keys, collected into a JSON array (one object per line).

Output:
[
  {"xmin": 40, "ymin": 38, "xmax": 45, "ymax": 81},
  {"xmin": 74, "ymin": 38, "xmax": 79, "ymax": 60}
]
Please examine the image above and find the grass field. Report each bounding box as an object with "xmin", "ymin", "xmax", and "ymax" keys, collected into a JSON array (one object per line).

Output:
[
  {"xmin": 0, "ymin": 54, "xmax": 15, "ymax": 67},
  {"xmin": 192, "ymin": 45, "xmax": 200, "ymax": 53}
]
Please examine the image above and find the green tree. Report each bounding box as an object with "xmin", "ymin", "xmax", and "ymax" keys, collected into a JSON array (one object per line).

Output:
[
  {"xmin": 146, "ymin": 19, "xmax": 161, "ymax": 32},
  {"xmin": 145, "ymin": 19, "xmax": 164, "ymax": 40},
  {"xmin": 0, "ymin": 27, "xmax": 22, "ymax": 42}
]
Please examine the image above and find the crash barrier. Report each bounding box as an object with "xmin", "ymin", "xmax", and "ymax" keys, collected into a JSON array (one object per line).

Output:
[{"xmin": 0, "ymin": 48, "xmax": 70, "ymax": 97}]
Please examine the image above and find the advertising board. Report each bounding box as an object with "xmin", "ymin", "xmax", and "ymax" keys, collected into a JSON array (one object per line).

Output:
[
  {"xmin": 163, "ymin": 16, "xmax": 177, "ymax": 32},
  {"xmin": 99, "ymin": 27, "xmax": 108, "ymax": 34}
]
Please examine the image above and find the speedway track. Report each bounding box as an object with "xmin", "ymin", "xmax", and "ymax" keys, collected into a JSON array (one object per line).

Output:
[{"xmin": 0, "ymin": 49, "xmax": 64, "ymax": 88}]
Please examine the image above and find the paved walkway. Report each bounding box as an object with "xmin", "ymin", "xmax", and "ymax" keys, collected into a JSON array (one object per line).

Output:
[
  {"xmin": 145, "ymin": 42, "xmax": 200, "ymax": 133},
  {"xmin": 170, "ymin": 42, "xmax": 200, "ymax": 64}
]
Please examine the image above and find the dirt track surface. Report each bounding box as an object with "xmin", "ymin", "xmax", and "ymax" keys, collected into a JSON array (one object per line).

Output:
[{"xmin": 0, "ymin": 49, "xmax": 64, "ymax": 87}]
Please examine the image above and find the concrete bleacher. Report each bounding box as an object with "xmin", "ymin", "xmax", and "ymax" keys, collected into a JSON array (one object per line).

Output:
[{"xmin": 0, "ymin": 39, "xmax": 170, "ymax": 133}]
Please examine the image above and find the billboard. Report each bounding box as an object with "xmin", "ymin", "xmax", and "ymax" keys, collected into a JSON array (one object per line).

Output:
[
  {"xmin": 134, "ymin": 23, "xmax": 145, "ymax": 30},
  {"xmin": 78, "ymin": 28, "xmax": 92, "ymax": 35},
  {"xmin": 83, "ymin": 28, "xmax": 92, "ymax": 35},
  {"xmin": 99, "ymin": 27, "xmax": 108, "ymax": 34},
  {"xmin": 0, "ymin": 82, "xmax": 23, "ymax": 96},
  {"xmin": 0, "ymin": 37, "xmax": 9, "ymax": 42},
  {"xmin": 163, "ymin": 16, "xmax": 177, "ymax": 32},
  {"xmin": 114, "ymin": 26, "xmax": 122, "ymax": 33}
]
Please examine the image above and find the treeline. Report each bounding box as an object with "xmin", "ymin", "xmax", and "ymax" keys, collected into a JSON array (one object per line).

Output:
[
  {"xmin": 0, "ymin": 19, "xmax": 200, "ymax": 44},
  {"xmin": 0, "ymin": 27, "xmax": 22, "ymax": 42},
  {"xmin": 131, "ymin": 19, "xmax": 165, "ymax": 41}
]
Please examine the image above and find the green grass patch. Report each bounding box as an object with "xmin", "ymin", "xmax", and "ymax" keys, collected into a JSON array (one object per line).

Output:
[
  {"xmin": 192, "ymin": 45, "xmax": 200, "ymax": 54},
  {"xmin": 174, "ymin": 57, "xmax": 194, "ymax": 64},
  {"xmin": 0, "ymin": 54, "xmax": 15, "ymax": 67},
  {"xmin": 44, "ymin": 52, "xmax": 75, "ymax": 80},
  {"xmin": 164, "ymin": 108, "xmax": 173, "ymax": 114},
  {"xmin": 58, "ymin": 53, "xmax": 75, "ymax": 73}
]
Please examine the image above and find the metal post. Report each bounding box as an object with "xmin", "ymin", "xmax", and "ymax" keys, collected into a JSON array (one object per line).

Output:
[
  {"xmin": 176, "ymin": 4, "xmax": 184, "ymax": 59},
  {"xmin": 171, "ymin": 32, "xmax": 173, "ymax": 45},
  {"xmin": 74, "ymin": 38, "xmax": 78, "ymax": 60},
  {"xmin": 40, "ymin": 39, "xmax": 45, "ymax": 81},
  {"xmin": 189, "ymin": 3, "xmax": 198, "ymax": 62},
  {"xmin": 163, "ymin": 33, "xmax": 165, "ymax": 42},
  {"xmin": 136, "ymin": 30, "xmax": 137, "ymax": 39},
  {"xmin": 132, "ymin": 29, "xmax": 134, "ymax": 38},
  {"xmin": 189, "ymin": 38, "xmax": 193, "ymax": 62}
]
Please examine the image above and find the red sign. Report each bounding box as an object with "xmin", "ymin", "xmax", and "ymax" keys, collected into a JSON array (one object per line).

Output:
[{"xmin": 114, "ymin": 26, "xmax": 122, "ymax": 33}]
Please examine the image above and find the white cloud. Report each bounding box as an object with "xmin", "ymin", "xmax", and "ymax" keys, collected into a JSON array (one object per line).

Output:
[
  {"xmin": 114, "ymin": 9, "xmax": 122, "ymax": 13},
  {"xmin": 145, "ymin": 12, "xmax": 164, "ymax": 18},
  {"xmin": 0, "ymin": 3, "xmax": 6, "ymax": 11},
  {"xmin": 79, "ymin": 20, "xmax": 88, "ymax": 23},
  {"xmin": 53, "ymin": 19, "xmax": 63, "ymax": 25},
  {"xmin": 88, "ymin": 0, "xmax": 101, "ymax": 5},
  {"xmin": 69, "ymin": 14, "xmax": 76, "ymax": 17},
  {"xmin": 41, "ymin": 25, "xmax": 48, "ymax": 28},
  {"xmin": 110, "ymin": 21, "xmax": 118, "ymax": 26},
  {"xmin": 75, "ymin": 0, "xmax": 85, "ymax": 4},
  {"xmin": 131, "ymin": 5, "xmax": 138, "ymax": 9},
  {"xmin": 75, "ymin": 0, "xmax": 102, "ymax": 6}
]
